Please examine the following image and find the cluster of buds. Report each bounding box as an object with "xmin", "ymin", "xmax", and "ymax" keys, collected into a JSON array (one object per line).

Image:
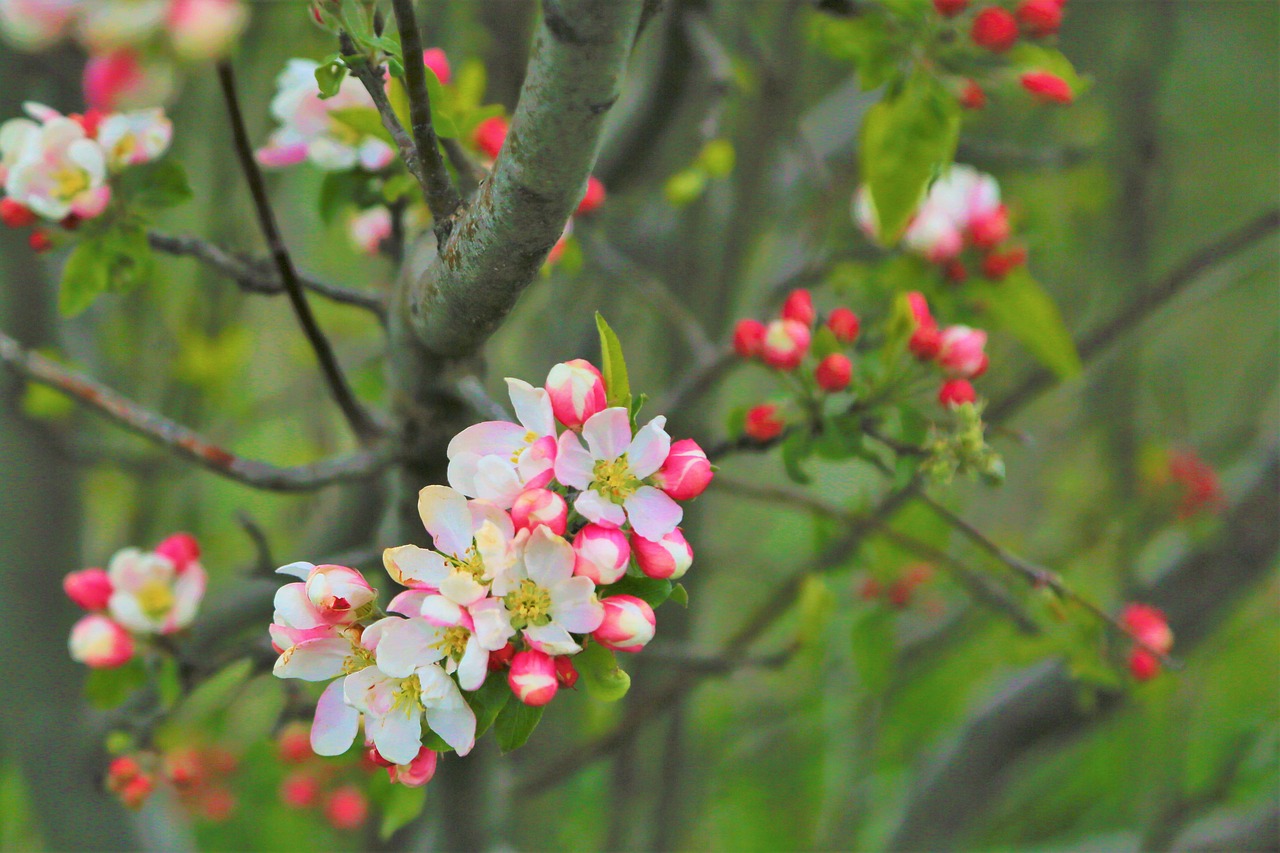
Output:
[
  {"xmin": 269, "ymin": 359, "xmax": 708, "ymax": 771},
  {"xmin": 902, "ymin": 291, "xmax": 990, "ymax": 409},
  {"xmin": 469, "ymin": 115, "xmax": 606, "ymax": 266},
  {"xmin": 0, "ymin": 101, "xmax": 172, "ymax": 251},
  {"xmin": 105, "ymin": 755, "xmax": 155, "ymax": 810},
  {"xmin": 933, "ymin": 0, "xmax": 1074, "ymax": 106},
  {"xmin": 65, "ymin": 533, "xmax": 205, "ymax": 669},
  {"xmin": 0, "ymin": 0, "xmax": 247, "ymax": 110},
  {"xmin": 859, "ymin": 165, "xmax": 1028, "ymax": 283},
  {"xmin": 919, "ymin": 396, "xmax": 1004, "ymax": 484},
  {"xmin": 860, "ymin": 564, "xmax": 936, "ymax": 610},
  {"xmin": 1121, "ymin": 603, "xmax": 1173, "ymax": 681},
  {"xmin": 733, "ymin": 289, "xmax": 861, "ymax": 441},
  {"xmin": 276, "ymin": 723, "xmax": 374, "ymax": 830},
  {"xmin": 162, "ymin": 743, "xmax": 239, "ymax": 822}
]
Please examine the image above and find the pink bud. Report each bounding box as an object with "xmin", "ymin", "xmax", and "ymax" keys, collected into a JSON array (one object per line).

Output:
[
  {"xmin": 487, "ymin": 642, "xmax": 516, "ymax": 671},
  {"xmin": 744, "ymin": 404, "xmax": 784, "ymax": 442},
  {"xmin": 733, "ymin": 318, "xmax": 767, "ymax": 358},
  {"xmin": 388, "ymin": 747, "xmax": 438, "ymax": 788},
  {"xmin": 1016, "ymin": 0, "xmax": 1063, "ymax": 37},
  {"xmin": 592, "ymin": 595, "xmax": 656, "ymax": 653},
  {"xmin": 472, "ymin": 116, "xmax": 508, "ymax": 159},
  {"xmin": 280, "ymin": 771, "xmax": 319, "ymax": 809},
  {"xmin": 981, "ymin": 246, "xmax": 1027, "ymax": 280},
  {"xmin": 631, "ymin": 528, "xmax": 693, "ymax": 580},
  {"xmin": 155, "ymin": 532, "xmax": 200, "ymax": 573},
  {"xmin": 760, "ymin": 319, "xmax": 811, "ymax": 371},
  {"xmin": 82, "ymin": 50, "xmax": 144, "ymax": 112},
  {"xmin": 167, "ymin": 0, "xmax": 247, "ymax": 61},
  {"xmin": 971, "ymin": 6, "xmax": 1019, "ymax": 52},
  {"xmin": 554, "ymin": 655, "xmax": 579, "ymax": 688},
  {"xmin": 63, "ymin": 568, "xmax": 112, "ymax": 611},
  {"xmin": 781, "ymin": 289, "xmax": 815, "ymax": 326},
  {"xmin": 1021, "ymin": 71, "xmax": 1074, "ymax": 104},
  {"xmin": 576, "ymin": 175, "xmax": 606, "ymax": 216},
  {"xmin": 967, "ymin": 204, "xmax": 1009, "ymax": 249},
  {"xmin": 277, "ymin": 724, "xmax": 313, "ymax": 764},
  {"xmin": 545, "ymin": 359, "xmax": 606, "ymax": 429},
  {"xmin": 815, "ymin": 353, "xmax": 853, "ymax": 392},
  {"xmin": 422, "ymin": 47, "xmax": 450, "ymax": 85},
  {"xmin": 909, "ymin": 325, "xmax": 941, "ymax": 361},
  {"xmin": 324, "ymin": 785, "xmax": 368, "ymax": 831},
  {"xmin": 1121, "ymin": 604, "xmax": 1173, "ymax": 654},
  {"xmin": 68, "ymin": 615, "xmax": 134, "ymax": 668},
  {"xmin": 509, "ymin": 649, "xmax": 558, "ymax": 706},
  {"xmin": 573, "ymin": 523, "xmax": 631, "ymax": 585},
  {"xmin": 511, "ymin": 488, "xmax": 568, "ymax": 536},
  {"xmin": 827, "ymin": 307, "xmax": 860, "ymax": 343},
  {"xmin": 938, "ymin": 378, "xmax": 977, "ymax": 408},
  {"xmin": 906, "ymin": 291, "xmax": 934, "ymax": 329},
  {"xmin": 655, "ymin": 439, "xmax": 713, "ymax": 501},
  {"xmin": 1128, "ymin": 648, "xmax": 1160, "ymax": 681},
  {"xmin": 305, "ymin": 564, "xmax": 376, "ymax": 620},
  {"xmin": 937, "ymin": 326, "xmax": 988, "ymax": 378}
]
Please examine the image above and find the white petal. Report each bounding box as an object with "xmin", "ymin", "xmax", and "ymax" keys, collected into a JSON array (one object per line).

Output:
[
  {"xmin": 472, "ymin": 456, "xmax": 524, "ymax": 507},
  {"xmin": 383, "ymin": 545, "xmax": 450, "ymax": 589},
  {"xmin": 627, "ymin": 416, "xmax": 670, "ymax": 479},
  {"xmin": 447, "ymin": 421, "xmax": 524, "ymax": 460},
  {"xmin": 311, "ymin": 677, "xmax": 359, "ymax": 756},
  {"xmin": 551, "ymin": 581, "xmax": 605, "ymax": 634},
  {"xmin": 418, "ymin": 486, "xmax": 476, "ymax": 558},
  {"xmin": 625, "ymin": 486, "xmax": 683, "ymax": 540},
  {"xmin": 469, "ymin": 598, "xmax": 515, "ymax": 650},
  {"xmin": 274, "ymin": 638, "xmax": 352, "ymax": 681},
  {"xmin": 523, "ymin": 526, "xmax": 575, "ymax": 588},
  {"xmin": 376, "ymin": 619, "xmax": 445, "ymax": 678},
  {"xmin": 420, "ymin": 595, "xmax": 465, "ymax": 627},
  {"xmin": 575, "ymin": 489, "xmax": 627, "ymax": 528},
  {"xmin": 276, "ymin": 561, "xmax": 314, "ymax": 580},
  {"xmin": 439, "ymin": 572, "xmax": 487, "ymax": 607},
  {"xmin": 447, "ymin": 451, "xmax": 481, "ymax": 496},
  {"xmin": 524, "ymin": 622, "xmax": 581, "ymax": 656},
  {"xmin": 553, "ymin": 431, "xmax": 593, "ymax": 489},
  {"xmin": 387, "ymin": 589, "xmax": 431, "ymax": 617},
  {"xmin": 455, "ymin": 636, "xmax": 489, "ymax": 691},
  {"xmin": 368, "ymin": 706, "xmax": 423, "ymax": 765},
  {"xmin": 582, "ymin": 407, "xmax": 632, "ymax": 460},
  {"xmin": 506, "ymin": 378, "xmax": 555, "ymax": 437}
]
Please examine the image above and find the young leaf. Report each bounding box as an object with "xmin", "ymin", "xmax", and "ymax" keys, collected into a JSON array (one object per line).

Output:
[
  {"xmin": 574, "ymin": 641, "xmax": 632, "ymax": 702},
  {"xmin": 494, "ymin": 699, "xmax": 544, "ymax": 754},
  {"xmin": 59, "ymin": 240, "xmax": 111, "ymax": 316},
  {"xmin": 84, "ymin": 660, "xmax": 147, "ymax": 710},
  {"xmin": 329, "ymin": 107, "xmax": 394, "ymax": 145},
  {"xmin": 468, "ymin": 676, "xmax": 511, "ymax": 739},
  {"xmin": 315, "ymin": 62, "xmax": 348, "ymax": 100},
  {"xmin": 379, "ymin": 784, "xmax": 428, "ymax": 840},
  {"xmin": 669, "ymin": 583, "xmax": 689, "ymax": 608},
  {"xmin": 781, "ymin": 429, "xmax": 815, "ymax": 485},
  {"xmin": 975, "ymin": 269, "xmax": 1082, "ymax": 379},
  {"xmin": 118, "ymin": 159, "xmax": 193, "ymax": 211},
  {"xmin": 421, "ymin": 66, "xmax": 459, "ymax": 139},
  {"xmin": 595, "ymin": 312, "xmax": 632, "ymax": 409},
  {"xmin": 602, "ymin": 575, "xmax": 672, "ymax": 609}
]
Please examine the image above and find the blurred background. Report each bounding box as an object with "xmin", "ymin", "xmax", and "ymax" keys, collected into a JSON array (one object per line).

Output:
[{"xmin": 0, "ymin": 1, "xmax": 1276, "ymax": 850}]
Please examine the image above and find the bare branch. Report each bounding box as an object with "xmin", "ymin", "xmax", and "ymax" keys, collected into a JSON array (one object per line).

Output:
[
  {"xmin": 217, "ymin": 62, "xmax": 380, "ymax": 443},
  {"xmin": 0, "ymin": 330, "xmax": 394, "ymax": 492},
  {"xmin": 147, "ymin": 231, "xmax": 387, "ymax": 322}
]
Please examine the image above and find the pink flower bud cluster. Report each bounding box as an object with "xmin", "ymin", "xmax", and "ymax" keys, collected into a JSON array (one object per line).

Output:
[
  {"xmin": 274, "ymin": 722, "xmax": 381, "ymax": 830},
  {"xmin": 65, "ymin": 533, "xmax": 206, "ymax": 670},
  {"xmin": 269, "ymin": 361, "xmax": 708, "ymax": 778},
  {"xmin": 903, "ymin": 291, "xmax": 990, "ymax": 409},
  {"xmin": 733, "ymin": 289, "xmax": 862, "ymax": 442},
  {"xmin": 0, "ymin": 102, "xmax": 174, "ymax": 251},
  {"xmin": 856, "ymin": 165, "xmax": 1029, "ymax": 282},
  {"xmin": 104, "ymin": 741, "xmax": 239, "ymax": 817},
  {"xmin": 1120, "ymin": 603, "xmax": 1173, "ymax": 681}
]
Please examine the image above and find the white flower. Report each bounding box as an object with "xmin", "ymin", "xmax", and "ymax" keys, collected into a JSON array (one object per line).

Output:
[
  {"xmin": 97, "ymin": 108, "xmax": 172, "ymax": 169},
  {"xmin": 447, "ymin": 378, "xmax": 559, "ymax": 509},
  {"xmin": 106, "ymin": 546, "xmax": 205, "ymax": 635},
  {"xmin": 554, "ymin": 407, "xmax": 683, "ymax": 541},
  {"xmin": 376, "ymin": 592, "xmax": 510, "ymax": 692},
  {"xmin": 489, "ymin": 526, "xmax": 604, "ymax": 656},
  {"xmin": 4, "ymin": 115, "xmax": 109, "ymax": 220}
]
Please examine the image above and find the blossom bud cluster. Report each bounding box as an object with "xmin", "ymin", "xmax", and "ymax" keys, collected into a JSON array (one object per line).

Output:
[
  {"xmin": 0, "ymin": 101, "xmax": 173, "ymax": 251},
  {"xmin": 903, "ymin": 291, "xmax": 990, "ymax": 409},
  {"xmin": 858, "ymin": 165, "xmax": 1028, "ymax": 283},
  {"xmin": 275, "ymin": 722, "xmax": 379, "ymax": 830},
  {"xmin": 1165, "ymin": 449, "xmax": 1225, "ymax": 520},
  {"xmin": 105, "ymin": 743, "xmax": 238, "ymax": 818},
  {"xmin": 860, "ymin": 564, "xmax": 935, "ymax": 610},
  {"xmin": 1120, "ymin": 603, "xmax": 1173, "ymax": 681},
  {"xmin": 65, "ymin": 533, "xmax": 206, "ymax": 670},
  {"xmin": 269, "ymin": 360, "xmax": 709, "ymax": 778}
]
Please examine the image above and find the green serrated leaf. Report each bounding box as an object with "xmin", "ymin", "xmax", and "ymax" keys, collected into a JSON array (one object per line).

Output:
[
  {"xmin": 379, "ymin": 784, "xmax": 427, "ymax": 840},
  {"xmin": 330, "ymin": 107, "xmax": 394, "ymax": 145},
  {"xmin": 669, "ymin": 583, "xmax": 689, "ymax": 608},
  {"xmin": 602, "ymin": 575, "xmax": 672, "ymax": 609},
  {"xmin": 84, "ymin": 660, "xmax": 147, "ymax": 710},
  {"xmin": 595, "ymin": 312, "xmax": 632, "ymax": 410},
  {"xmin": 975, "ymin": 268, "xmax": 1081, "ymax": 379},
  {"xmin": 494, "ymin": 699, "xmax": 544, "ymax": 753},
  {"xmin": 575, "ymin": 641, "xmax": 632, "ymax": 702}
]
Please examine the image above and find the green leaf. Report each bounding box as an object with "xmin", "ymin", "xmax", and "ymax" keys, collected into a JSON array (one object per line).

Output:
[
  {"xmin": 664, "ymin": 168, "xmax": 707, "ymax": 207},
  {"xmin": 379, "ymin": 784, "xmax": 427, "ymax": 840},
  {"xmin": 421, "ymin": 65, "xmax": 459, "ymax": 139},
  {"xmin": 318, "ymin": 171, "xmax": 365, "ymax": 223},
  {"xmin": 117, "ymin": 159, "xmax": 192, "ymax": 211},
  {"xmin": 602, "ymin": 575, "xmax": 672, "ymax": 609},
  {"xmin": 223, "ymin": 674, "xmax": 285, "ymax": 750},
  {"xmin": 859, "ymin": 71, "xmax": 961, "ymax": 243},
  {"xmin": 315, "ymin": 62, "xmax": 348, "ymax": 100},
  {"xmin": 781, "ymin": 429, "xmax": 814, "ymax": 485},
  {"xmin": 330, "ymin": 107, "xmax": 394, "ymax": 145},
  {"xmin": 975, "ymin": 268, "xmax": 1081, "ymax": 379},
  {"xmin": 84, "ymin": 660, "xmax": 147, "ymax": 710},
  {"xmin": 59, "ymin": 240, "xmax": 110, "ymax": 316},
  {"xmin": 796, "ymin": 575, "xmax": 836, "ymax": 646},
  {"xmin": 697, "ymin": 139, "xmax": 736, "ymax": 177},
  {"xmin": 156, "ymin": 656, "xmax": 183, "ymax": 710},
  {"xmin": 850, "ymin": 609, "xmax": 895, "ymax": 696},
  {"xmin": 669, "ymin": 583, "xmax": 689, "ymax": 608},
  {"xmin": 171, "ymin": 658, "xmax": 253, "ymax": 725},
  {"xmin": 575, "ymin": 641, "xmax": 632, "ymax": 702},
  {"xmin": 595, "ymin": 312, "xmax": 632, "ymax": 409},
  {"xmin": 494, "ymin": 699, "xmax": 544, "ymax": 753},
  {"xmin": 467, "ymin": 676, "xmax": 511, "ymax": 739}
]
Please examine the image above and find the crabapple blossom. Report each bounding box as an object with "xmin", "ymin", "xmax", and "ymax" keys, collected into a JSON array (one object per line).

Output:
[
  {"xmin": 744, "ymin": 404, "xmax": 784, "ymax": 442},
  {"xmin": 447, "ymin": 378, "xmax": 558, "ymax": 507},
  {"xmin": 971, "ymin": 6, "xmax": 1019, "ymax": 51},
  {"xmin": 827, "ymin": 307, "xmax": 860, "ymax": 343},
  {"xmin": 545, "ymin": 359, "xmax": 607, "ymax": 430},
  {"xmin": 343, "ymin": 654, "xmax": 477, "ymax": 762},
  {"xmin": 68, "ymin": 614, "xmax": 135, "ymax": 668},
  {"xmin": 277, "ymin": 724, "xmax": 312, "ymax": 764},
  {"xmin": 593, "ymin": 595, "xmax": 656, "ymax": 653},
  {"xmin": 815, "ymin": 353, "xmax": 853, "ymax": 392},
  {"xmin": 277, "ymin": 562, "xmax": 377, "ymax": 623},
  {"xmin": 388, "ymin": 747, "xmax": 438, "ymax": 787},
  {"xmin": 968, "ymin": 204, "xmax": 1009, "ymax": 248},
  {"xmin": 572, "ymin": 523, "xmax": 631, "ymax": 585},
  {"xmin": 107, "ymin": 544, "xmax": 206, "ymax": 635},
  {"xmin": 64, "ymin": 567, "xmax": 113, "ymax": 611},
  {"xmin": 492, "ymin": 526, "xmax": 604, "ymax": 655},
  {"xmin": 508, "ymin": 649, "xmax": 558, "ymax": 706},
  {"xmin": 375, "ymin": 594, "xmax": 508, "ymax": 692},
  {"xmin": 107, "ymin": 756, "xmax": 154, "ymax": 810},
  {"xmin": 511, "ymin": 487, "xmax": 568, "ymax": 536},
  {"xmin": 1121, "ymin": 604, "xmax": 1173, "ymax": 655},
  {"xmin": 654, "ymin": 438, "xmax": 713, "ymax": 501},
  {"xmin": 2, "ymin": 113, "xmax": 110, "ymax": 220},
  {"xmin": 487, "ymin": 642, "xmax": 516, "ymax": 671},
  {"xmin": 1021, "ymin": 71, "xmax": 1074, "ymax": 104},
  {"xmin": 937, "ymin": 326, "xmax": 989, "ymax": 378},
  {"xmin": 938, "ymin": 378, "xmax": 977, "ymax": 408},
  {"xmin": 733, "ymin": 318, "xmax": 767, "ymax": 357},
  {"xmin": 781, "ymin": 288, "xmax": 815, "ymax": 326},
  {"xmin": 554, "ymin": 407, "xmax": 683, "ymax": 541},
  {"xmin": 97, "ymin": 108, "xmax": 172, "ymax": 169},
  {"xmin": 83, "ymin": 49, "xmax": 174, "ymax": 112},
  {"xmin": 760, "ymin": 319, "xmax": 811, "ymax": 370},
  {"xmin": 324, "ymin": 785, "xmax": 368, "ymax": 831},
  {"xmin": 347, "ymin": 205, "xmax": 391, "ymax": 254},
  {"xmin": 1128, "ymin": 649, "xmax": 1160, "ymax": 682},
  {"xmin": 631, "ymin": 528, "xmax": 693, "ymax": 581}
]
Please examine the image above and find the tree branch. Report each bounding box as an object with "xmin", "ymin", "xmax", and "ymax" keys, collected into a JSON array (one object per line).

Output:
[
  {"xmin": 147, "ymin": 231, "xmax": 387, "ymax": 322},
  {"xmin": 216, "ymin": 61, "xmax": 380, "ymax": 443},
  {"xmin": 390, "ymin": 0, "xmax": 461, "ymax": 229},
  {"xmin": 403, "ymin": 0, "xmax": 645, "ymax": 357},
  {"xmin": 0, "ymin": 330, "xmax": 395, "ymax": 491}
]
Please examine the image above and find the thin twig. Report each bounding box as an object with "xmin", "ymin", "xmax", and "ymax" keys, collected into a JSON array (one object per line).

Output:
[
  {"xmin": 148, "ymin": 231, "xmax": 387, "ymax": 322},
  {"xmin": 390, "ymin": 0, "xmax": 461, "ymax": 231},
  {"xmin": 0, "ymin": 330, "xmax": 395, "ymax": 491},
  {"xmin": 217, "ymin": 62, "xmax": 379, "ymax": 443}
]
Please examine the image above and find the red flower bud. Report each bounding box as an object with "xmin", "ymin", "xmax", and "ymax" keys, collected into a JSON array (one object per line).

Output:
[
  {"xmin": 938, "ymin": 378, "xmax": 977, "ymax": 408},
  {"xmin": 28, "ymin": 230, "xmax": 51, "ymax": 253},
  {"xmin": 981, "ymin": 246, "xmax": 1027, "ymax": 280},
  {"xmin": 1021, "ymin": 71, "xmax": 1074, "ymax": 104},
  {"xmin": 933, "ymin": 0, "xmax": 969, "ymax": 16},
  {"xmin": 0, "ymin": 198, "xmax": 35, "ymax": 228},
  {"xmin": 826, "ymin": 307, "xmax": 860, "ymax": 343},
  {"xmin": 1016, "ymin": 0, "xmax": 1063, "ymax": 36},
  {"xmin": 1128, "ymin": 647, "xmax": 1160, "ymax": 681},
  {"xmin": 781, "ymin": 288, "xmax": 815, "ymax": 326},
  {"xmin": 487, "ymin": 642, "xmax": 516, "ymax": 671},
  {"xmin": 472, "ymin": 116, "xmax": 508, "ymax": 159},
  {"xmin": 280, "ymin": 770, "xmax": 320, "ymax": 808},
  {"xmin": 324, "ymin": 785, "xmax": 368, "ymax": 831},
  {"xmin": 277, "ymin": 723, "xmax": 312, "ymax": 764},
  {"xmin": 944, "ymin": 259, "xmax": 968, "ymax": 284},
  {"xmin": 959, "ymin": 79, "xmax": 986, "ymax": 111},
  {"xmin": 971, "ymin": 7, "xmax": 1019, "ymax": 52},
  {"xmin": 155, "ymin": 532, "xmax": 200, "ymax": 573},
  {"xmin": 733, "ymin": 318, "xmax": 767, "ymax": 358},
  {"xmin": 968, "ymin": 204, "xmax": 1010, "ymax": 249},
  {"xmin": 554, "ymin": 655, "xmax": 579, "ymax": 688},
  {"xmin": 576, "ymin": 175, "xmax": 606, "ymax": 216},
  {"xmin": 815, "ymin": 353, "xmax": 853, "ymax": 392},
  {"xmin": 908, "ymin": 325, "xmax": 942, "ymax": 361},
  {"xmin": 744, "ymin": 404, "xmax": 784, "ymax": 442},
  {"xmin": 63, "ymin": 568, "xmax": 113, "ymax": 611}
]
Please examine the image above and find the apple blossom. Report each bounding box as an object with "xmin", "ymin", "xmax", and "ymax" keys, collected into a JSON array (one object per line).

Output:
[
  {"xmin": 68, "ymin": 614, "xmax": 134, "ymax": 668},
  {"xmin": 64, "ymin": 567, "xmax": 113, "ymax": 611},
  {"xmin": 545, "ymin": 358, "xmax": 607, "ymax": 430},
  {"xmin": 509, "ymin": 649, "xmax": 558, "ymax": 706},
  {"xmin": 447, "ymin": 378, "xmax": 558, "ymax": 507},
  {"xmin": 968, "ymin": 204, "xmax": 1009, "ymax": 248},
  {"xmin": 106, "ymin": 544, "xmax": 205, "ymax": 635},
  {"xmin": 593, "ymin": 595, "xmax": 656, "ymax": 653},
  {"xmin": 348, "ymin": 205, "xmax": 391, "ymax": 255},
  {"xmin": 166, "ymin": 0, "xmax": 246, "ymax": 61},
  {"xmin": 760, "ymin": 319, "xmax": 811, "ymax": 370},
  {"xmin": 631, "ymin": 527, "xmax": 693, "ymax": 580},
  {"xmin": 107, "ymin": 756, "xmax": 154, "ymax": 810},
  {"xmin": 733, "ymin": 318, "xmax": 767, "ymax": 358},
  {"xmin": 815, "ymin": 353, "xmax": 853, "ymax": 392},
  {"xmin": 343, "ymin": 655, "xmax": 477, "ymax": 762},
  {"xmin": 1121, "ymin": 604, "xmax": 1173, "ymax": 655},
  {"xmin": 27, "ymin": 229, "xmax": 50, "ymax": 252},
  {"xmin": 1128, "ymin": 648, "xmax": 1160, "ymax": 682},
  {"xmin": 492, "ymin": 526, "xmax": 604, "ymax": 655},
  {"xmin": 572, "ymin": 523, "xmax": 631, "ymax": 585},
  {"xmin": 388, "ymin": 747, "xmax": 438, "ymax": 787},
  {"xmin": 375, "ymin": 593, "xmax": 511, "ymax": 692},
  {"xmin": 97, "ymin": 108, "xmax": 172, "ymax": 169},
  {"xmin": 277, "ymin": 562, "xmax": 377, "ymax": 623},
  {"xmin": 554, "ymin": 407, "xmax": 683, "ymax": 541},
  {"xmin": 511, "ymin": 487, "xmax": 569, "ymax": 536},
  {"xmin": 781, "ymin": 288, "xmax": 815, "ymax": 326},
  {"xmin": 654, "ymin": 438, "xmax": 713, "ymax": 501},
  {"xmin": 154, "ymin": 532, "xmax": 199, "ymax": 571},
  {"xmin": 487, "ymin": 641, "xmax": 516, "ymax": 671},
  {"xmin": 0, "ymin": 0, "xmax": 78, "ymax": 50},
  {"xmin": 3, "ymin": 114, "xmax": 110, "ymax": 221},
  {"xmin": 937, "ymin": 326, "xmax": 989, "ymax": 378},
  {"xmin": 827, "ymin": 307, "xmax": 860, "ymax": 343}
]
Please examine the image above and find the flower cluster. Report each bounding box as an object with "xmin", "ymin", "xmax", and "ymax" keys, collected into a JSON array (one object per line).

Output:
[
  {"xmin": 65, "ymin": 533, "xmax": 205, "ymax": 669},
  {"xmin": 1121, "ymin": 603, "xmax": 1173, "ymax": 681},
  {"xmin": 276, "ymin": 723, "xmax": 380, "ymax": 831},
  {"xmin": 270, "ymin": 360, "xmax": 709, "ymax": 776},
  {"xmin": 857, "ymin": 165, "xmax": 1027, "ymax": 283},
  {"xmin": 106, "ymin": 743, "xmax": 239, "ymax": 817},
  {"xmin": 903, "ymin": 291, "xmax": 990, "ymax": 408},
  {"xmin": 0, "ymin": 0, "xmax": 247, "ymax": 110},
  {"xmin": 0, "ymin": 101, "xmax": 172, "ymax": 251}
]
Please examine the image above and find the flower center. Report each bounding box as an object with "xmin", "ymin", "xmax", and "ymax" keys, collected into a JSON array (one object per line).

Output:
[
  {"xmin": 391, "ymin": 676, "xmax": 423, "ymax": 713},
  {"xmin": 135, "ymin": 579, "xmax": 174, "ymax": 620},
  {"xmin": 504, "ymin": 579, "xmax": 552, "ymax": 630},
  {"xmin": 432, "ymin": 625, "xmax": 471, "ymax": 660},
  {"xmin": 51, "ymin": 166, "xmax": 88, "ymax": 201},
  {"xmin": 591, "ymin": 455, "xmax": 641, "ymax": 504},
  {"xmin": 449, "ymin": 547, "xmax": 486, "ymax": 583},
  {"xmin": 341, "ymin": 643, "xmax": 375, "ymax": 675}
]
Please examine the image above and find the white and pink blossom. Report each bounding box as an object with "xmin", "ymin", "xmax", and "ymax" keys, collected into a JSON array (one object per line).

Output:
[
  {"xmin": 572, "ymin": 523, "xmax": 630, "ymax": 585},
  {"xmin": 544, "ymin": 359, "xmax": 606, "ymax": 430},
  {"xmin": 3, "ymin": 113, "xmax": 110, "ymax": 220},
  {"xmin": 936, "ymin": 326, "xmax": 988, "ymax": 378},
  {"xmin": 592, "ymin": 595, "xmax": 656, "ymax": 653},
  {"xmin": 69, "ymin": 614, "xmax": 134, "ymax": 668},
  {"xmin": 654, "ymin": 438, "xmax": 713, "ymax": 501},
  {"xmin": 347, "ymin": 205, "xmax": 391, "ymax": 255},
  {"xmin": 760, "ymin": 319, "xmax": 811, "ymax": 371},
  {"xmin": 508, "ymin": 649, "xmax": 557, "ymax": 706},
  {"xmin": 491, "ymin": 526, "xmax": 603, "ymax": 655},
  {"xmin": 631, "ymin": 528, "xmax": 693, "ymax": 581},
  {"xmin": 106, "ymin": 545, "xmax": 205, "ymax": 635},
  {"xmin": 510, "ymin": 487, "xmax": 568, "ymax": 536},
  {"xmin": 166, "ymin": 0, "xmax": 246, "ymax": 61},
  {"xmin": 0, "ymin": 0, "xmax": 79, "ymax": 50},
  {"xmin": 97, "ymin": 107, "xmax": 171, "ymax": 169},
  {"xmin": 447, "ymin": 378, "xmax": 558, "ymax": 508},
  {"xmin": 388, "ymin": 747, "xmax": 438, "ymax": 788}
]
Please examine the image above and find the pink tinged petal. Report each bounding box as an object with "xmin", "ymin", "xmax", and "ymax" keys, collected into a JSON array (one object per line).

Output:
[
  {"xmin": 273, "ymin": 583, "xmax": 325, "ymax": 629},
  {"xmin": 455, "ymin": 636, "xmax": 488, "ymax": 691},
  {"xmin": 574, "ymin": 489, "xmax": 627, "ymax": 528},
  {"xmin": 522, "ymin": 526, "xmax": 575, "ymax": 588},
  {"xmin": 387, "ymin": 589, "xmax": 431, "ymax": 617},
  {"xmin": 624, "ymin": 486, "xmax": 683, "ymax": 541},
  {"xmin": 376, "ymin": 619, "xmax": 446, "ymax": 678},
  {"xmin": 368, "ymin": 705, "xmax": 423, "ymax": 765},
  {"xmin": 256, "ymin": 141, "xmax": 307, "ymax": 167},
  {"xmin": 551, "ymin": 579, "xmax": 605, "ymax": 633},
  {"xmin": 163, "ymin": 561, "xmax": 206, "ymax": 633},
  {"xmin": 383, "ymin": 545, "xmax": 449, "ymax": 589},
  {"xmin": 360, "ymin": 616, "xmax": 398, "ymax": 652},
  {"xmin": 418, "ymin": 666, "xmax": 476, "ymax": 755},
  {"xmin": 519, "ymin": 435, "xmax": 557, "ymax": 489},
  {"xmin": 68, "ymin": 614, "xmax": 134, "ymax": 668},
  {"xmin": 438, "ymin": 572, "xmax": 487, "ymax": 607},
  {"xmin": 505, "ymin": 377, "xmax": 555, "ymax": 437},
  {"xmin": 420, "ymin": 594, "xmax": 465, "ymax": 627},
  {"xmin": 274, "ymin": 638, "xmax": 353, "ymax": 681},
  {"xmin": 472, "ymin": 456, "xmax": 524, "ymax": 507},
  {"xmin": 469, "ymin": 598, "xmax": 515, "ymax": 650},
  {"xmin": 626, "ymin": 416, "xmax": 670, "ymax": 479},
  {"xmin": 107, "ymin": 592, "xmax": 154, "ymax": 634},
  {"xmin": 311, "ymin": 677, "xmax": 359, "ymax": 756},
  {"xmin": 553, "ymin": 431, "xmax": 593, "ymax": 489},
  {"xmin": 446, "ymin": 451, "xmax": 482, "ymax": 496},
  {"xmin": 582, "ymin": 407, "xmax": 632, "ymax": 461},
  {"xmin": 523, "ymin": 622, "xmax": 580, "ymax": 656},
  {"xmin": 468, "ymin": 500, "xmax": 515, "ymax": 539},
  {"xmin": 276, "ymin": 561, "xmax": 314, "ymax": 580},
  {"xmin": 418, "ymin": 486, "xmax": 475, "ymax": 558},
  {"xmin": 593, "ymin": 595, "xmax": 656, "ymax": 653},
  {"xmin": 447, "ymin": 421, "xmax": 525, "ymax": 461}
]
